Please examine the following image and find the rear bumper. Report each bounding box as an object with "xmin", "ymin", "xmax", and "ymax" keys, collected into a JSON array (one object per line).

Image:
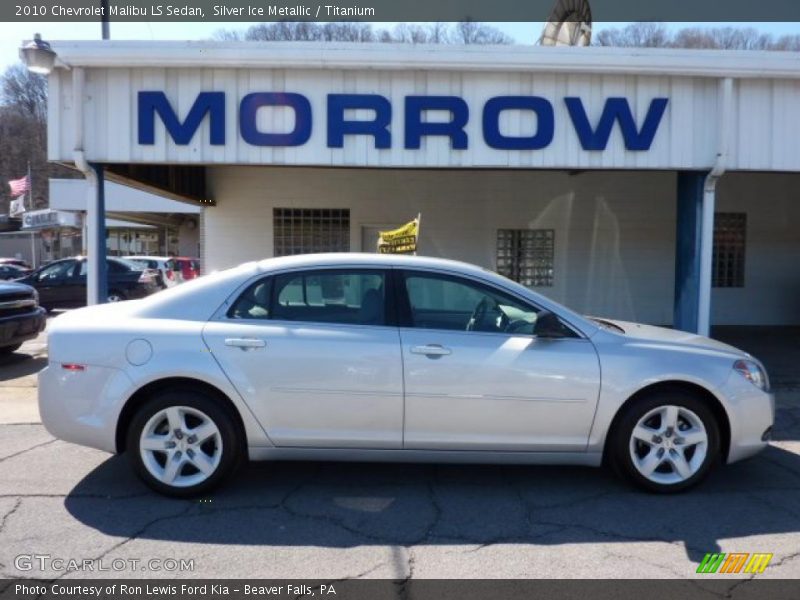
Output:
[
  {"xmin": 126, "ymin": 285, "xmax": 159, "ymax": 300},
  {"xmin": 0, "ymin": 307, "xmax": 45, "ymax": 348},
  {"xmin": 38, "ymin": 363, "xmax": 133, "ymax": 454}
]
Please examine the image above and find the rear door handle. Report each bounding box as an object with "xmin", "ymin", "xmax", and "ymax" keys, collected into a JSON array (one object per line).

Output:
[
  {"xmin": 225, "ymin": 337, "xmax": 266, "ymax": 350},
  {"xmin": 410, "ymin": 344, "xmax": 452, "ymax": 357}
]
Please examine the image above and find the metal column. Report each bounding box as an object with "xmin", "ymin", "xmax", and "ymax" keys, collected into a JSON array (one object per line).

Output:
[
  {"xmin": 86, "ymin": 163, "xmax": 108, "ymax": 305},
  {"xmin": 673, "ymin": 172, "xmax": 706, "ymax": 333}
]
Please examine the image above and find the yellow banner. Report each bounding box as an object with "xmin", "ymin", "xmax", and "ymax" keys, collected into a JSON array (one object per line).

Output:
[{"xmin": 377, "ymin": 216, "xmax": 420, "ymax": 254}]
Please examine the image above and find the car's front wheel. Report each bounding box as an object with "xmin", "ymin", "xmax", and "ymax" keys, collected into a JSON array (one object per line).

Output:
[
  {"xmin": 610, "ymin": 390, "xmax": 721, "ymax": 493},
  {"xmin": 126, "ymin": 390, "xmax": 242, "ymax": 497}
]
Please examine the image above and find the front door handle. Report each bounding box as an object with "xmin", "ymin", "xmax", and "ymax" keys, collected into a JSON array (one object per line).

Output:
[
  {"xmin": 225, "ymin": 337, "xmax": 266, "ymax": 350},
  {"xmin": 410, "ymin": 344, "xmax": 452, "ymax": 357}
]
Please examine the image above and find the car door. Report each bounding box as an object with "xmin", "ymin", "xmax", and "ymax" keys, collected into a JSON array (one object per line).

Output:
[
  {"xmin": 398, "ymin": 269, "xmax": 601, "ymax": 452},
  {"xmin": 202, "ymin": 268, "xmax": 404, "ymax": 449},
  {"xmin": 30, "ymin": 260, "xmax": 77, "ymax": 308}
]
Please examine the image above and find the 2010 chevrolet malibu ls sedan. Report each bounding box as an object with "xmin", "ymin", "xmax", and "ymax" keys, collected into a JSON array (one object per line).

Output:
[{"xmin": 39, "ymin": 254, "xmax": 774, "ymax": 497}]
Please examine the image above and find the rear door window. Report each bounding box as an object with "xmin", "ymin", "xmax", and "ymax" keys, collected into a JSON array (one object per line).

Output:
[{"xmin": 272, "ymin": 270, "xmax": 386, "ymax": 326}]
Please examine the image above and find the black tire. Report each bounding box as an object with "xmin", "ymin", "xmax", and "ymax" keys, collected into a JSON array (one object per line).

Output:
[
  {"xmin": 107, "ymin": 290, "xmax": 127, "ymax": 303},
  {"xmin": 609, "ymin": 389, "xmax": 721, "ymax": 493},
  {"xmin": 126, "ymin": 389, "xmax": 243, "ymax": 498},
  {"xmin": 0, "ymin": 343, "xmax": 22, "ymax": 355}
]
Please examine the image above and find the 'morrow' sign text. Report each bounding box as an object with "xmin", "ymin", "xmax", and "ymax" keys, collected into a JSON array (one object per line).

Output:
[{"xmin": 138, "ymin": 92, "xmax": 669, "ymax": 152}]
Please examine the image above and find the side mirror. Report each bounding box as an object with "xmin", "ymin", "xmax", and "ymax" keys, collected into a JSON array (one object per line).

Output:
[{"xmin": 533, "ymin": 310, "xmax": 564, "ymax": 338}]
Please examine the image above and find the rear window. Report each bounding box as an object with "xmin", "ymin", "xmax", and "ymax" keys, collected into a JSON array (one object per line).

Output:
[
  {"xmin": 113, "ymin": 258, "xmax": 144, "ymax": 272},
  {"xmin": 131, "ymin": 259, "xmax": 157, "ymax": 269}
]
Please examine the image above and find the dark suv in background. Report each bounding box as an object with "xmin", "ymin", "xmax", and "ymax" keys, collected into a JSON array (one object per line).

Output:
[
  {"xmin": 16, "ymin": 257, "xmax": 161, "ymax": 310},
  {"xmin": 0, "ymin": 281, "xmax": 46, "ymax": 355}
]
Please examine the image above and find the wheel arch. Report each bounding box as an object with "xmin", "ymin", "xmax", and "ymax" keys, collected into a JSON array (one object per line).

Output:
[
  {"xmin": 115, "ymin": 377, "xmax": 247, "ymax": 454},
  {"xmin": 603, "ymin": 380, "xmax": 731, "ymax": 464}
]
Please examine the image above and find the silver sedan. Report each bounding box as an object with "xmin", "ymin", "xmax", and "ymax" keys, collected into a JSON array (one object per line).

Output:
[{"xmin": 38, "ymin": 254, "xmax": 774, "ymax": 496}]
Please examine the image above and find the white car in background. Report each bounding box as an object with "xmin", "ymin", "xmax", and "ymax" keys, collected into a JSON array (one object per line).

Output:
[
  {"xmin": 127, "ymin": 256, "xmax": 180, "ymax": 289},
  {"xmin": 38, "ymin": 254, "xmax": 774, "ymax": 497}
]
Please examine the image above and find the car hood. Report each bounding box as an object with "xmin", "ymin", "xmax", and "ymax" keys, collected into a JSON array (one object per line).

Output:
[
  {"xmin": 595, "ymin": 318, "xmax": 749, "ymax": 358},
  {"xmin": 0, "ymin": 280, "xmax": 35, "ymax": 295}
]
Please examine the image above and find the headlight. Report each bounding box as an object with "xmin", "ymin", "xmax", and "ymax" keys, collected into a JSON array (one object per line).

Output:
[
  {"xmin": 32, "ymin": 288, "xmax": 39, "ymax": 306},
  {"xmin": 733, "ymin": 359, "xmax": 769, "ymax": 391}
]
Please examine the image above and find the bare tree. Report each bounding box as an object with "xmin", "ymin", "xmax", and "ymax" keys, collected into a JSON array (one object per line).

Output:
[
  {"xmin": 213, "ymin": 21, "xmax": 512, "ymax": 45},
  {"xmin": 594, "ymin": 23, "xmax": 671, "ymax": 48},
  {"xmin": 0, "ymin": 64, "xmax": 76, "ymax": 212},
  {"xmin": 455, "ymin": 21, "xmax": 514, "ymax": 45},
  {"xmin": 595, "ymin": 23, "xmax": 800, "ymax": 51},
  {"xmin": 1, "ymin": 64, "xmax": 46, "ymax": 124}
]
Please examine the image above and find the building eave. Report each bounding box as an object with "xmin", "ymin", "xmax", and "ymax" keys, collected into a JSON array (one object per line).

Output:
[{"xmin": 42, "ymin": 40, "xmax": 800, "ymax": 80}]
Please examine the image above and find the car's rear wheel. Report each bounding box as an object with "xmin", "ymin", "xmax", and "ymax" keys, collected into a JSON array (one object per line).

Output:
[
  {"xmin": 610, "ymin": 390, "xmax": 720, "ymax": 493},
  {"xmin": 107, "ymin": 290, "xmax": 126, "ymax": 302},
  {"xmin": 126, "ymin": 391, "xmax": 242, "ymax": 497}
]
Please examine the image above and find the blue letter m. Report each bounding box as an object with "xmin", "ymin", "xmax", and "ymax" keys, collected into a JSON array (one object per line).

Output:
[
  {"xmin": 138, "ymin": 91, "xmax": 225, "ymax": 145},
  {"xmin": 565, "ymin": 97, "xmax": 668, "ymax": 151}
]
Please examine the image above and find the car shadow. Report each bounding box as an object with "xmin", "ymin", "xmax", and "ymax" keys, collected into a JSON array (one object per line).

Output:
[
  {"xmin": 0, "ymin": 353, "xmax": 46, "ymax": 380},
  {"xmin": 64, "ymin": 443, "xmax": 800, "ymax": 563}
]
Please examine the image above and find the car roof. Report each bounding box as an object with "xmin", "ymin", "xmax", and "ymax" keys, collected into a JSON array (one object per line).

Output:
[{"xmin": 253, "ymin": 253, "xmax": 492, "ymax": 276}]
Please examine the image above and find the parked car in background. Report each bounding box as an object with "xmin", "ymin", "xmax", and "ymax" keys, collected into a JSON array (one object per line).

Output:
[
  {"xmin": 0, "ymin": 280, "xmax": 46, "ymax": 355},
  {"xmin": 0, "ymin": 258, "xmax": 32, "ymax": 270},
  {"xmin": 38, "ymin": 254, "xmax": 773, "ymax": 497},
  {"xmin": 173, "ymin": 257, "xmax": 200, "ymax": 282},
  {"xmin": 16, "ymin": 257, "xmax": 160, "ymax": 310},
  {"xmin": 0, "ymin": 263, "xmax": 32, "ymax": 280},
  {"xmin": 128, "ymin": 256, "xmax": 179, "ymax": 289}
]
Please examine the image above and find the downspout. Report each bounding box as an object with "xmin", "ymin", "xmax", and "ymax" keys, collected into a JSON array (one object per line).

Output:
[
  {"xmin": 697, "ymin": 77, "xmax": 733, "ymax": 336},
  {"xmin": 71, "ymin": 67, "xmax": 106, "ymax": 305}
]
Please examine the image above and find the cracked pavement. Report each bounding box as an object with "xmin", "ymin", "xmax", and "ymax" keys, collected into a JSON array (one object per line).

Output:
[{"xmin": 1, "ymin": 329, "xmax": 800, "ymax": 580}]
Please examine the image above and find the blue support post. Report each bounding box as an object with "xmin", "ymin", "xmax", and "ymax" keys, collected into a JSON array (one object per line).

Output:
[
  {"xmin": 91, "ymin": 163, "xmax": 108, "ymax": 303},
  {"xmin": 674, "ymin": 171, "xmax": 706, "ymax": 332}
]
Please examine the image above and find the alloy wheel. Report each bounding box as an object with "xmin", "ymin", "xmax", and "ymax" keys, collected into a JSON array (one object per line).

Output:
[
  {"xmin": 628, "ymin": 404, "xmax": 708, "ymax": 485},
  {"xmin": 139, "ymin": 405, "xmax": 223, "ymax": 488}
]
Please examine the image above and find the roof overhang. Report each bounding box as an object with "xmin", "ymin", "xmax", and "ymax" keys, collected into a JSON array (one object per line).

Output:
[{"xmin": 45, "ymin": 40, "xmax": 800, "ymax": 80}]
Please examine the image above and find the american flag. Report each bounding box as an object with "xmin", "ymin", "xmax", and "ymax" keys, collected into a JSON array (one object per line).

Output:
[{"xmin": 8, "ymin": 175, "xmax": 30, "ymax": 198}]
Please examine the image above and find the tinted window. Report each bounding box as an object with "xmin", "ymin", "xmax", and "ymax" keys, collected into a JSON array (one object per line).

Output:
[
  {"xmin": 272, "ymin": 270, "xmax": 385, "ymax": 326},
  {"xmin": 403, "ymin": 272, "xmax": 543, "ymax": 335},
  {"xmin": 37, "ymin": 261, "xmax": 73, "ymax": 281},
  {"xmin": 114, "ymin": 258, "xmax": 144, "ymax": 271},
  {"xmin": 229, "ymin": 279, "xmax": 272, "ymax": 320}
]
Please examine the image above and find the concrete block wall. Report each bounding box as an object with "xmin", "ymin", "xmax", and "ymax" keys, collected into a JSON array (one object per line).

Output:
[
  {"xmin": 203, "ymin": 166, "xmax": 800, "ymax": 325},
  {"xmin": 205, "ymin": 167, "xmax": 678, "ymax": 324}
]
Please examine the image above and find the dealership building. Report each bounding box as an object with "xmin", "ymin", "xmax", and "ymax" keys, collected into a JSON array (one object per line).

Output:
[{"xmin": 36, "ymin": 41, "xmax": 800, "ymax": 332}]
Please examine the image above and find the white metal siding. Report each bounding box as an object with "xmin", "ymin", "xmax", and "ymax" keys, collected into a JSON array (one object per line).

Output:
[{"xmin": 45, "ymin": 67, "xmax": 725, "ymax": 170}]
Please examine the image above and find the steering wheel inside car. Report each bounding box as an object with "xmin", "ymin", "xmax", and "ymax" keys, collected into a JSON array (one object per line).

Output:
[{"xmin": 466, "ymin": 297, "xmax": 509, "ymax": 332}]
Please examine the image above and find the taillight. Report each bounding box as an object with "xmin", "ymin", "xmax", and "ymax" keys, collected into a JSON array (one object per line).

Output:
[
  {"xmin": 62, "ymin": 363, "xmax": 86, "ymax": 372},
  {"xmin": 139, "ymin": 269, "xmax": 157, "ymax": 283}
]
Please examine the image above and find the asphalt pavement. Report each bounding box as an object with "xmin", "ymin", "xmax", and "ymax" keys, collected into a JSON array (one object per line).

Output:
[{"xmin": 1, "ymin": 324, "xmax": 799, "ymax": 583}]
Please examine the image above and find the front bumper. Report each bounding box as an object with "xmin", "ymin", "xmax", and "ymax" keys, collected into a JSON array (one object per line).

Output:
[
  {"xmin": 720, "ymin": 371, "xmax": 775, "ymax": 464},
  {"xmin": 0, "ymin": 307, "xmax": 45, "ymax": 348}
]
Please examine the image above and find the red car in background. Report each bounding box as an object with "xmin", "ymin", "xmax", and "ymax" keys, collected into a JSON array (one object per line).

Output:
[{"xmin": 173, "ymin": 257, "xmax": 201, "ymax": 281}]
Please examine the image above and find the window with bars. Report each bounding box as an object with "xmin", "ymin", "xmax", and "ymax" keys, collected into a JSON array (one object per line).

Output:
[
  {"xmin": 273, "ymin": 208, "xmax": 350, "ymax": 257},
  {"xmin": 496, "ymin": 229, "xmax": 555, "ymax": 287},
  {"xmin": 713, "ymin": 212, "xmax": 746, "ymax": 288}
]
